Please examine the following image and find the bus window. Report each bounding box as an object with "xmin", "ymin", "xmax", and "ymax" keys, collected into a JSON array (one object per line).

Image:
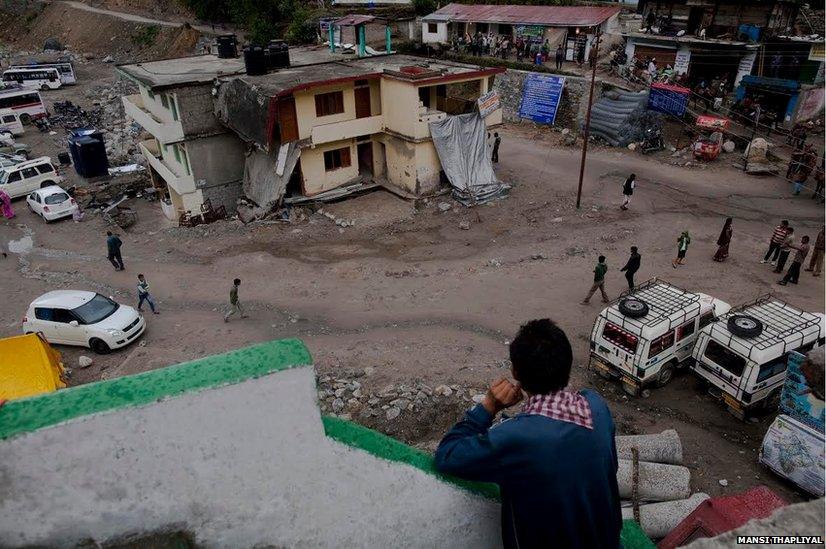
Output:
[
  {"xmin": 601, "ymin": 322, "xmax": 639, "ymax": 354},
  {"xmin": 648, "ymin": 330, "xmax": 675, "ymax": 358}
]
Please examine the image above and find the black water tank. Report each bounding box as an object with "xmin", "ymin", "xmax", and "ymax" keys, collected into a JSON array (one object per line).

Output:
[
  {"xmin": 67, "ymin": 128, "xmax": 108, "ymax": 178},
  {"xmin": 216, "ymin": 34, "xmax": 237, "ymax": 58},
  {"xmin": 243, "ymin": 46, "xmax": 267, "ymax": 76},
  {"xmin": 270, "ymin": 40, "xmax": 290, "ymax": 69}
]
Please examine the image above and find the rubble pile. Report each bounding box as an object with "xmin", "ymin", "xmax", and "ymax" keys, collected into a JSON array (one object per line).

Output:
[{"xmin": 317, "ymin": 373, "xmax": 483, "ymax": 423}]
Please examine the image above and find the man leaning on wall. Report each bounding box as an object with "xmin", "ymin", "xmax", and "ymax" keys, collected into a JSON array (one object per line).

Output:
[{"xmin": 434, "ymin": 319, "xmax": 622, "ymax": 548}]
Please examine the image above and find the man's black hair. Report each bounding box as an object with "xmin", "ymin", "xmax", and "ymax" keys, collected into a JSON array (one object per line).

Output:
[
  {"xmin": 598, "ymin": 255, "xmax": 606, "ymax": 262},
  {"xmin": 509, "ymin": 319, "xmax": 572, "ymax": 394},
  {"xmin": 106, "ymin": 231, "xmax": 112, "ymax": 236},
  {"xmin": 233, "ymin": 278, "xmax": 241, "ymax": 285},
  {"xmin": 781, "ymin": 220, "xmax": 789, "ymax": 226},
  {"xmin": 802, "ymin": 235, "xmax": 810, "ymax": 242},
  {"xmin": 631, "ymin": 246, "xmax": 638, "ymax": 253}
]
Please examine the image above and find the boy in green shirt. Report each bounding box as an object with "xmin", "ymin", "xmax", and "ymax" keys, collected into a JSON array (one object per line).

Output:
[{"xmin": 582, "ymin": 255, "xmax": 610, "ymax": 304}]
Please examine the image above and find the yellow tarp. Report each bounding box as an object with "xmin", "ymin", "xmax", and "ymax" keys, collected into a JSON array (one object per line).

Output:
[{"xmin": 0, "ymin": 333, "xmax": 66, "ymax": 400}]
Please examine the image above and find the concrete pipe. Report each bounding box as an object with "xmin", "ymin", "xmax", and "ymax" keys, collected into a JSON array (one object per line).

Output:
[
  {"xmin": 617, "ymin": 460, "xmax": 691, "ymax": 502},
  {"xmin": 616, "ymin": 429, "xmax": 683, "ymax": 465},
  {"xmin": 622, "ymin": 493, "xmax": 709, "ymax": 539}
]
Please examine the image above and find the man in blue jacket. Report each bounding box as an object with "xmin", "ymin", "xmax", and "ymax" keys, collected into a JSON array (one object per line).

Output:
[{"xmin": 434, "ymin": 319, "xmax": 621, "ymax": 549}]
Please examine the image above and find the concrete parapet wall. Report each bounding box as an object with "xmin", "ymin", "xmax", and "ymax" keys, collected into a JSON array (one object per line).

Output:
[
  {"xmin": 0, "ymin": 340, "xmax": 500, "ymax": 547},
  {"xmin": 0, "ymin": 339, "xmax": 653, "ymax": 548}
]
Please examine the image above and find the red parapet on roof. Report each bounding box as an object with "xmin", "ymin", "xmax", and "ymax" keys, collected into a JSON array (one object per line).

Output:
[{"xmin": 425, "ymin": 3, "xmax": 621, "ymax": 27}]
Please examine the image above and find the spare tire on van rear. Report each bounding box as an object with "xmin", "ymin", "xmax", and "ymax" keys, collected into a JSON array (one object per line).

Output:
[
  {"xmin": 619, "ymin": 297, "xmax": 649, "ymax": 318},
  {"xmin": 727, "ymin": 314, "xmax": 763, "ymax": 338}
]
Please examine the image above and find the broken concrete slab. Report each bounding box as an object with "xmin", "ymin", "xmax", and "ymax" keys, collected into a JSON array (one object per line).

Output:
[{"xmin": 616, "ymin": 429, "xmax": 683, "ymax": 465}]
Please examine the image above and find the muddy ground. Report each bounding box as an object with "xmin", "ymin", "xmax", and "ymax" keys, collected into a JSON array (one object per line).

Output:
[{"xmin": 0, "ymin": 55, "xmax": 823, "ymax": 506}]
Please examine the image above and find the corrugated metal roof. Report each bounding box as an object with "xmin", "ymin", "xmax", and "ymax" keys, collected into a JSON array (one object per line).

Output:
[
  {"xmin": 335, "ymin": 14, "xmax": 377, "ymax": 26},
  {"xmin": 423, "ymin": 3, "xmax": 620, "ymax": 27}
]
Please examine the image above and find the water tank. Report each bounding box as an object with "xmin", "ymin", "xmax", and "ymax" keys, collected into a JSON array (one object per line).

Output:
[
  {"xmin": 243, "ymin": 46, "xmax": 267, "ymax": 76},
  {"xmin": 216, "ymin": 34, "xmax": 237, "ymax": 59},
  {"xmin": 267, "ymin": 40, "xmax": 290, "ymax": 69},
  {"xmin": 67, "ymin": 128, "xmax": 108, "ymax": 178}
]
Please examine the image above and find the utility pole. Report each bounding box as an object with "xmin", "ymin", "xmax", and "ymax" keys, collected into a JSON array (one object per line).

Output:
[{"xmin": 576, "ymin": 29, "xmax": 601, "ymax": 210}]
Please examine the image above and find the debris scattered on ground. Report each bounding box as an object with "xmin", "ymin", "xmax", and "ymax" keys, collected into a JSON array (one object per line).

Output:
[
  {"xmin": 77, "ymin": 355, "xmax": 93, "ymax": 368},
  {"xmin": 458, "ymin": 220, "xmax": 470, "ymax": 230}
]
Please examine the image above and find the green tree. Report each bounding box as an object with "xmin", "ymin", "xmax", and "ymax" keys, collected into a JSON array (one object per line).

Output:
[{"xmin": 412, "ymin": 0, "xmax": 437, "ymax": 16}]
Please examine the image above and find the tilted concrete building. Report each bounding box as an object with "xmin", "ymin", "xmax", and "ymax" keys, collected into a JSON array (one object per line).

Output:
[
  {"xmin": 213, "ymin": 53, "xmax": 503, "ymax": 206},
  {"xmin": 118, "ymin": 50, "xmax": 503, "ymax": 220},
  {"xmin": 117, "ymin": 55, "xmax": 248, "ymax": 222}
]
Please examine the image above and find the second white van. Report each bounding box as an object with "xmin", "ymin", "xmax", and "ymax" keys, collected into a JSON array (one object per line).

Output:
[{"xmin": 0, "ymin": 156, "xmax": 62, "ymax": 198}]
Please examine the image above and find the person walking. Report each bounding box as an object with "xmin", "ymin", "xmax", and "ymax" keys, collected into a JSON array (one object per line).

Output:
[
  {"xmin": 672, "ymin": 231, "xmax": 691, "ymax": 268},
  {"xmin": 779, "ymin": 235, "xmax": 810, "ymax": 286},
  {"xmin": 773, "ymin": 228, "xmax": 795, "ymax": 274},
  {"xmin": 620, "ymin": 246, "xmax": 641, "ymax": 290},
  {"xmin": 621, "ymin": 173, "xmax": 635, "ymax": 210},
  {"xmin": 582, "ymin": 255, "xmax": 610, "ymax": 304},
  {"xmin": 223, "ymin": 278, "xmax": 247, "ymax": 322},
  {"xmin": 713, "ymin": 217, "xmax": 733, "ymax": 262},
  {"xmin": 804, "ymin": 225, "xmax": 824, "ymax": 277},
  {"xmin": 761, "ymin": 220, "xmax": 790, "ymax": 265},
  {"xmin": 491, "ymin": 132, "xmax": 501, "ymax": 163},
  {"xmin": 106, "ymin": 231, "xmax": 124, "ymax": 271},
  {"xmin": 434, "ymin": 319, "xmax": 622, "ymax": 549},
  {"xmin": 136, "ymin": 274, "xmax": 159, "ymax": 314},
  {"xmin": 555, "ymin": 44, "xmax": 564, "ymax": 70}
]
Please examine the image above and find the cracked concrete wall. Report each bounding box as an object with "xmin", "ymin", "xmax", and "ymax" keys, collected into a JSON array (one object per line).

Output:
[
  {"xmin": 175, "ymin": 84, "xmax": 227, "ymax": 137},
  {"xmin": 0, "ymin": 365, "xmax": 500, "ymax": 548}
]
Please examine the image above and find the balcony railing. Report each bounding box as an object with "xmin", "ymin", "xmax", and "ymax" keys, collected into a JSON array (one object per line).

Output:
[
  {"xmin": 310, "ymin": 115, "xmax": 384, "ymax": 146},
  {"xmin": 138, "ymin": 139, "xmax": 195, "ymax": 195},
  {"xmin": 123, "ymin": 94, "xmax": 184, "ymax": 144}
]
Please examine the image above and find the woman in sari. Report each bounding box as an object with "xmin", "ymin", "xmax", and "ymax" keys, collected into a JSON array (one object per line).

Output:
[
  {"xmin": 0, "ymin": 189, "xmax": 14, "ymax": 219},
  {"xmin": 713, "ymin": 218, "xmax": 733, "ymax": 262}
]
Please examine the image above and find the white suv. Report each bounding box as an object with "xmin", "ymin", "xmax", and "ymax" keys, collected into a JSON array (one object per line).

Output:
[
  {"xmin": 23, "ymin": 291, "xmax": 146, "ymax": 353},
  {"xmin": 0, "ymin": 156, "xmax": 62, "ymax": 198}
]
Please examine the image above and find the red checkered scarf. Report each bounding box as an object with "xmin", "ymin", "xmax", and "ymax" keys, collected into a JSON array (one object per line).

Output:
[{"xmin": 521, "ymin": 389, "xmax": 593, "ymax": 430}]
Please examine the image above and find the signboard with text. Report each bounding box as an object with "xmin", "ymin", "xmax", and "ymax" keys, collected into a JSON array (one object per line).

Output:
[
  {"xmin": 518, "ymin": 73, "xmax": 565, "ymax": 125},
  {"xmin": 477, "ymin": 90, "xmax": 501, "ymax": 118}
]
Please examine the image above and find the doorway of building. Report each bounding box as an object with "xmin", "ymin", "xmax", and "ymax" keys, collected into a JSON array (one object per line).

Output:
[{"xmin": 357, "ymin": 142, "xmax": 373, "ymax": 178}]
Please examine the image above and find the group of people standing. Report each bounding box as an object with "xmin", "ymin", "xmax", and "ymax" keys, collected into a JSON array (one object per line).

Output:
[
  {"xmin": 761, "ymin": 220, "xmax": 824, "ymax": 284},
  {"xmin": 453, "ymin": 31, "xmax": 589, "ymax": 70},
  {"xmin": 581, "ymin": 246, "xmax": 642, "ymax": 305}
]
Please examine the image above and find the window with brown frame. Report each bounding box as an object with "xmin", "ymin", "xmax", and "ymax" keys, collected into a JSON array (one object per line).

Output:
[
  {"xmin": 324, "ymin": 147, "xmax": 351, "ymax": 171},
  {"xmin": 315, "ymin": 91, "xmax": 344, "ymax": 117},
  {"xmin": 427, "ymin": 23, "xmax": 438, "ymax": 34}
]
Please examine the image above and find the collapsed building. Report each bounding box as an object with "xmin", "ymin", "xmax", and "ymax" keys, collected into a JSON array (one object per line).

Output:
[
  {"xmin": 213, "ymin": 54, "xmax": 504, "ymax": 214},
  {"xmin": 117, "ymin": 48, "xmax": 504, "ymax": 223},
  {"xmin": 117, "ymin": 55, "xmax": 248, "ymax": 222}
]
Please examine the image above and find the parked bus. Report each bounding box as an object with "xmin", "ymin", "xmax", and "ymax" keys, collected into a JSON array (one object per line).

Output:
[
  {"xmin": 0, "ymin": 88, "xmax": 47, "ymax": 124},
  {"xmin": 1, "ymin": 67, "xmax": 62, "ymax": 90},
  {"xmin": 9, "ymin": 62, "xmax": 76, "ymax": 85}
]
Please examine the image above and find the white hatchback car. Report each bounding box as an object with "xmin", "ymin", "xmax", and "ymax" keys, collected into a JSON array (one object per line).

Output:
[
  {"xmin": 26, "ymin": 185, "xmax": 78, "ymax": 221},
  {"xmin": 23, "ymin": 291, "xmax": 145, "ymax": 353}
]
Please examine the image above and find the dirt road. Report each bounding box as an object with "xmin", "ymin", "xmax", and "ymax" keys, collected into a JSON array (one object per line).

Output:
[{"xmin": 0, "ymin": 60, "xmax": 823, "ymax": 504}]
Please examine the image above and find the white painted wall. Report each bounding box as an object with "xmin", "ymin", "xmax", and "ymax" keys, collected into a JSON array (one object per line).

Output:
[
  {"xmin": 422, "ymin": 22, "xmax": 448, "ymax": 44},
  {"xmin": 0, "ymin": 366, "xmax": 500, "ymax": 547}
]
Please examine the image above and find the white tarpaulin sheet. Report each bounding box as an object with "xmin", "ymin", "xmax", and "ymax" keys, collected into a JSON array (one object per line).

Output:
[{"xmin": 428, "ymin": 112, "xmax": 508, "ymax": 205}]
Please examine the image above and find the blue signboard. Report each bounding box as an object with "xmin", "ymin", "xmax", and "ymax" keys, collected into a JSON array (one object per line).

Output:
[{"xmin": 518, "ymin": 73, "xmax": 565, "ymax": 125}]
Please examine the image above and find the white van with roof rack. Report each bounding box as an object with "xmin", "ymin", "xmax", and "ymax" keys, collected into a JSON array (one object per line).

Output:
[
  {"xmin": 691, "ymin": 296, "xmax": 825, "ymax": 420},
  {"xmin": 588, "ymin": 278, "xmax": 731, "ymax": 396}
]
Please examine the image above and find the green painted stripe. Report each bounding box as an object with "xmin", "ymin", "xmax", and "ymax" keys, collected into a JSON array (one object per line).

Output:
[
  {"xmin": 322, "ymin": 417, "xmax": 653, "ymax": 548},
  {"xmin": 322, "ymin": 415, "xmax": 501, "ymax": 500},
  {"xmin": 0, "ymin": 338, "xmax": 312, "ymax": 440}
]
